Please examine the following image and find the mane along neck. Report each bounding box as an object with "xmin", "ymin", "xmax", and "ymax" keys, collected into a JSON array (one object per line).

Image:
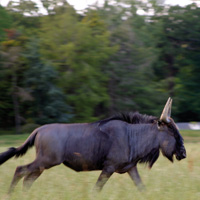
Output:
[
  {"xmin": 98, "ymin": 112, "xmax": 158, "ymax": 126},
  {"xmin": 127, "ymin": 124, "xmax": 160, "ymax": 168}
]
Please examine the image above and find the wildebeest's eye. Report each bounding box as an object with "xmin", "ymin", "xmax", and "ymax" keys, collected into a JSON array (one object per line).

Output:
[
  {"xmin": 157, "ymin": 120, "xmax": 166, "ymax": 130},
  {"xmin": 166, "ymin": 123, "xmax": 176, "ymax": 136},
  {"xmin": 157, "ymin": 120, "xmax": 162, "ymax": 126}
]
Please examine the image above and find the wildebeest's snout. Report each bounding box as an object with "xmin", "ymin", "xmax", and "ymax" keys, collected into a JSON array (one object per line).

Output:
[{"xmin": 176, "ymin": 146, "xmax": 186, "ymax": 160}]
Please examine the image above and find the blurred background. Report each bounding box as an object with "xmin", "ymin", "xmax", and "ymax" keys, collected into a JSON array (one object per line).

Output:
[{"xmin": 0, "ymin": 0, "xmax": 200, "ymax": 134}]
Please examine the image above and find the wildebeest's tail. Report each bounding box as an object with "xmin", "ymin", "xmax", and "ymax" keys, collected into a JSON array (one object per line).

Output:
[{"xmin": 0, "ymin": 129, "xmax": 38, "ymax": 165}]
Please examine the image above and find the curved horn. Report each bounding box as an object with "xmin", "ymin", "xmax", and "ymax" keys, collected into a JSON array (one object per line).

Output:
[{"xmin": 160, "ymin": 97, "xmax": 172, "ymax": 123}]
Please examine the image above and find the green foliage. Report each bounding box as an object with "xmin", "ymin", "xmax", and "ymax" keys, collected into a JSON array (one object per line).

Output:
[
  {"xmin": 0, "ymin": 29, "xmax": 26, "ymax": 133},
  {"xmin": 40, "ymin": 8, "xmax": 116, "ymax": 121},
  {"xmin": 150, "ymin": 3, "xmax": 200, "ymax": 121},
  {"xmin": 173, "ymin": 5, "xmax": 200, "ymax": 121},
  {"xmin": 0, "ymin": 6, "xmax": 13, "ymax": 40},
  {"xmin": 21, "ymin": 123, "xmax": 40, "ymax": 133},
  {"xmin": 1, "ymin": 0, "xmax": 200, "ymax": 129},
  {"xmin": 96, "ymin": 3, "xmax": 165, "ymax": 116},
  {"xmin": 7, "ymin": 0, "xmax": 39, "ymax": 15},
  {"xmin": 23, "ymin": 38, "xmax": 72, "ymax": 124}
]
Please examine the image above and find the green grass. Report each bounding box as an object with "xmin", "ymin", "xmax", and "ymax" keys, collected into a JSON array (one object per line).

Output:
[
  {"xmin": 0, "ymin": 134, "xmax": 29, "ymax": 146},
  {"xmin": 181, "ymin": 130, "xmax": 200, "ymax": 137},
  {"xmin": 0, "ymin": 131, "xmax": 200, "ymax": 200},
  {"xmin": 180, "ymin": 130, "xmax": 200, "ymax": 143}
]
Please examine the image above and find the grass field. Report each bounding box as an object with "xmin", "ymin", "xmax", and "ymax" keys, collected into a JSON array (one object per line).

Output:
[{"xmin": 0, "ymin": 131, "xmax": 200, "ymax": 200}]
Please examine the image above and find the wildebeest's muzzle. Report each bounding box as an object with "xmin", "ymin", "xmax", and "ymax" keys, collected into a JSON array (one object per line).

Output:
[{"xmin": 175, "ymin": 146, "xmax": 186, "ymax": 160}]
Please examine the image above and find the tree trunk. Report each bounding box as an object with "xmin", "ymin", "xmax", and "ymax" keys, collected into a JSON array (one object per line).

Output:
[{"xmin": 12, "ymin": 72, "xmax": 21, "ymax": 134}]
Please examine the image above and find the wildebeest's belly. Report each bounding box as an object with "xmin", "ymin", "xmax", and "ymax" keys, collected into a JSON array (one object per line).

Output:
[
  {"xmin": 62, "ymin": 142, "xmax": 107, "ymax": 172},
  {"xmin": 63, "ymin": 158, "xmax": 104, "ymax": 172}
]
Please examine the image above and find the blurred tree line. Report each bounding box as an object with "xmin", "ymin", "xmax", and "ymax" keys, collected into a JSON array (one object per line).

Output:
[{"xmin": 0, "ymin": 0, "xmax": 200, "ymax": 133}]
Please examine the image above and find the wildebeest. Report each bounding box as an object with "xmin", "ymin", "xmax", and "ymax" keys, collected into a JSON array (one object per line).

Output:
[{"xmin": 0, "ymin": 97, "xmax": 186, "ymax": 193}]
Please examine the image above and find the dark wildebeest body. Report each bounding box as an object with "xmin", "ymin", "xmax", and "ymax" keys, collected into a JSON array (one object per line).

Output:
[{"xmin": 0, "ymin": 98, "xmax": 186, "ymax": 193}]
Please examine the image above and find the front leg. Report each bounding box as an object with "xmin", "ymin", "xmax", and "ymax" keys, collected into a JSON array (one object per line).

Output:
[
  {"xmin": 94, "ymin": 166, "xmax": 115, "ymax": 192},
  {"xmin": 128, "ymin": 166, "xmax": 145, "ymax": 191}
]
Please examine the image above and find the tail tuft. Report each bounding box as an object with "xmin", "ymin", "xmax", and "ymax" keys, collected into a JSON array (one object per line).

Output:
[
  {"xmin": 0, "ymin": 147, "xmax": 17, "ymax": 165},
  {"xmin": 0, "ymin": 129, "xmax": 38, "ymax": 165}
]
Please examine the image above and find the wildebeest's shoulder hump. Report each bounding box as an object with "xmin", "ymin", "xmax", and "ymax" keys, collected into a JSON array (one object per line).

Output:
[{"xmin": 98, "ymin": 120, "xmax": 127, "ymax": 136}]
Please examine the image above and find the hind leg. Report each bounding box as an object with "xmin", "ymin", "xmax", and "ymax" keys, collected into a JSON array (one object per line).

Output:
[
  {"xmin": 8, "ymin": 165, "xmax": 30, "ymax": 194},
  {"xmin": 8, "ymin": 160, "xmax": 42, "ymax": 194},
  {"xmin": 23, "ymin": 170, "xmax": 43, "ymax": 191},
  {"xmin": 8, "ymin": 156, "xmax": 62, "ymax": 193}
]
